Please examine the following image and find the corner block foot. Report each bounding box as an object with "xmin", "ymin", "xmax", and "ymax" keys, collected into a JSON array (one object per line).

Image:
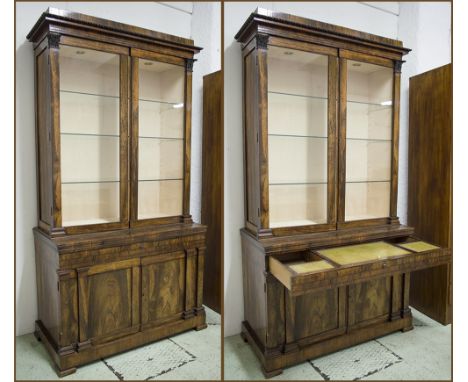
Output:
[
  {"xmin": 401, "ymin": 325, "xmax": 414, "ymax": 333},
  {"xmin": 262, "ymin": 366, "xmax": 283, "ymax": 379},
  {"xmin": 56, "ymin": 367, "xmax": 77, "ymax": 378},
  {"xmin": 195, "ymin": 323, "xmax": 208, "ymax": 331}
]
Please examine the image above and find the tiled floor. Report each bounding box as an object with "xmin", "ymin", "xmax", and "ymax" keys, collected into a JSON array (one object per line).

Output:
[
  {"xmin": 16, "ymin": 307, "xmax": 220, "ymax": 380},
  {"xmin": 224, "ymin": 309, "xmax": 451, "ymax": 380}
]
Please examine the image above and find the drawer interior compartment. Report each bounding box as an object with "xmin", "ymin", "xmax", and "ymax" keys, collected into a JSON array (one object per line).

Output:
[
  {"xmin": 397, "ymin": 241, "xmax": 440, "ymax": 252},
  {"xmin": 269, "ymin": 251, "xmax": 336, "ymax": 291},
  {"xmin": 317, "ymin": 241, "xmax": 412, "ymax": 267},
  {"xmin": 269, "ymin": 239, "xmax": 449, "ymax": 296}
]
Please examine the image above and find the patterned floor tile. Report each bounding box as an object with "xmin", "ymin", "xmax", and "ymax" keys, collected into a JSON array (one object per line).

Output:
[
  {"xmin": 310, "ymin": 340, "xmax": 402, "ymax": 380},
  {"xmin": 103, "ymin": 338, "xmax": 195, "ymax": 380}
]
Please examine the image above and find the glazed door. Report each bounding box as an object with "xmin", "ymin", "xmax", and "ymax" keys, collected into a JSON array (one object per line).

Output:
[
  {"xmin": 130, "ymin": 49, "xmax": 190, "ymax": 226},
  {"xmin": 57, "ymin": 41, "xmax": 129, "ymax": 233},
  {"xmin": 338, "ymin": 52, "xmax": 399, "ymax": 227},
  {"xmin": 265, "ymin": 41, "xmax": 338, "ymax": 234}
]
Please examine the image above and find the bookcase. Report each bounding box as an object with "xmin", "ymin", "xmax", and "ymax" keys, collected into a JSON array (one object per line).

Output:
[
  {"xmin": 236, "ymin": 9, "xmax": 452, "ymax": 377},
  {"xmin": 28, "ymin": 8, "xmax": 206, "ymax": 376}
]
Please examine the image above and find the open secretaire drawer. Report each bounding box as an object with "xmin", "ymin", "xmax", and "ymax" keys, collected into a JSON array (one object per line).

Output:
[{"xmin": 268, "ymin": 238, "xmax": 452, "ymax": 296}]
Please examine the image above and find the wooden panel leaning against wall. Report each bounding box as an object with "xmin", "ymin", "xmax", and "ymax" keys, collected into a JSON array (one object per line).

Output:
[
  {"xmin": 202, "ymin": 71, "xmax": 223, "ymax": 313},
  {"xmin": 235, "ymin": 8, "xmax": 452, "ymax": 378},
  {"xmin": 28, "ymin": 7, "xmax": 207, "ymax": 377},
  {"xmin": 408, "ymin": 64, "xmax": 453, "ymax": 325}
]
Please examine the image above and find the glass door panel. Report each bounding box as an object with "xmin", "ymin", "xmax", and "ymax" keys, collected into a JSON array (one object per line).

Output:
[
  {"xmin": 59, "ymin": 45, "xmax": 120, "ymax": 226},
  {"xmin": 267, "ymin": 46, "xmax": 328, "ymax": 228},
  {"xmin": 345, "ymin": 60, "xmax": 393, "ymax": 221},
  {"xmin": 137, "ymin": 59, "xmax": 185, "ymax": 220}
]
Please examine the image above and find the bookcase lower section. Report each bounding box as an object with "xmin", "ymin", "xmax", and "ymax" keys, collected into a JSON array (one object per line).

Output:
[{"xmin": 33, "ymin": 224, "xmax": 207, "ymax": 376}]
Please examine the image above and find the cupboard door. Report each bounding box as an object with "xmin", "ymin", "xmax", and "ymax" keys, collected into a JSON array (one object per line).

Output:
[
  {"xmin": 58, "ymin": 44, "xmax": 129, "ymax": 230},
  {"xmin": 293, "ymin": 288, "xmax": 341, "ymax": 339},
  {"xmin": 131, "ymin": 52, "xmax": 187, "ymax": 224},
  {"xmin": 348, "ymin": 276, "xmax": 392, "ymax": 328},
  {"xmin": 267, "ymin": 46, "xmax": 334, "ymax": 229},
  {"xmin": 77, "ymin": 259, "xmax": 140, "ymax": 346},
  {"xmin": 340, "ymin": 57, "xmax": 394, "ymax": 222},
  {"xmin": 283, "ymin": 287, "xmax": 346, "ymax": 349},
  {"xmin": 141, "ymin": 251, "xmax": 187, "ymax": 329}
]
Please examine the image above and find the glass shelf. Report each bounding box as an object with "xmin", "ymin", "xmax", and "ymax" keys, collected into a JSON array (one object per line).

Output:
[
  {"xmin": 139, "ymin": 98, "xmax": 183, "ymax": 106},
  {"xmin": 269, "ymin": 91, "xmax": 327, "ymax": 101},
  {"xmin": 139, "ymin": 178, "xmax": 183, "ymax": 182},
  {"xmin": 62, "ymin": 178, "xmax": 184, "ymax": 184},
  {"xmin": 61, "ymin": 89, "xmax": 118, "ymax": 99},
  {"xmin": 139, "ymin": 136, "xmax": 183, "ymax": 140},
  {"xmin": 269, "ymin": 133, "xmax": 327, "ymax": 139},
  {"xmin": 61, "ymin": 89, "xmax": 183, "ymax": 106},
  {"xmin": 346, "ymin": 180, "xmax": 390, "ymax": 184},
  {"xmin": 347, "ymin": 99, "xmax": 392, "ymax": 109},
  {"xmin": 61, "ymin": 132, "xmax": 119, "ymax": 138},
  {"xmin": 346, "ymin": 137, "xmax": 391, "ymax": 142},
  {"xmin": 62, "ymin": 180, "xmax": 119, "ymax": 184},
  {"xmin": 270, "ymin": 182, "xmax": 327, "ymax": 186}
]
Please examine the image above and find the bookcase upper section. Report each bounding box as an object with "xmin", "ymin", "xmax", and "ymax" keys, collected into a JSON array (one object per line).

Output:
[
  {"xmin": 236, "ymin": 9, "xmax": 410, "ymax": 238},
  {"xmin": 28, "ymin": 8, "xmax": 201, "ymax": 236}
]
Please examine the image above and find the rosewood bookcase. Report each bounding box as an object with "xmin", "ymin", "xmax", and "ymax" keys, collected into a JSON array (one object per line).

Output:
[
  {"xmin": 236, "ymin": 8, "xmax": 452, "ymax": 377},
  {"xmin": 28, "ymin": 8, "xmax": 206, "ymax": 376}
]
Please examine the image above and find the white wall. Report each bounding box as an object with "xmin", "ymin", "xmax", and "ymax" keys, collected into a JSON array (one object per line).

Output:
[
  {"xmin": 224, "ymin": 1, "xmax": 451, "ymax": 337},
  {"xmin": 191, "ymin": 2, "xmax": 221, "ymax": 223},
  {"xmin": 15, "ymin": 1, "xmax": 220, "ymax": 336},
  {"xmin": 397, "ymin": 2, "xmax": 452, "ymax": 224}
]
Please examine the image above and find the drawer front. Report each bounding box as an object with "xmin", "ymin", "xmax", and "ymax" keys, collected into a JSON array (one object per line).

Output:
[{"xmin": 77, "ymin": 258, "xmax": 140, "ymax": 347}]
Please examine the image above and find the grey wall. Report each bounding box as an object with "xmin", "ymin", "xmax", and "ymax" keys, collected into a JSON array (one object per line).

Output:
[
  {"xmin": 15, "ymin": 1, "xmax": 220, "ymax": 336},
  {"xmin": 223, "ymin": 1, "xmax": 451, "ymax": 337}
]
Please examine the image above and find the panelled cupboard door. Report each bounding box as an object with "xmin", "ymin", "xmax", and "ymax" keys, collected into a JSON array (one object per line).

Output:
[
  {"xmin": 141, "ymin": 251, "xmax": 189, "ymax": 329},
  {"xmin": 77, "ymin": 259, "xmax": 140, "ymax": 346},
  {"xmin": 292, "ymin": 287, "xmax": 346, "ymax": 342},
  {"xmin": 57, "ymin": 41, "xmax": 129, "ymax": 233}
]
